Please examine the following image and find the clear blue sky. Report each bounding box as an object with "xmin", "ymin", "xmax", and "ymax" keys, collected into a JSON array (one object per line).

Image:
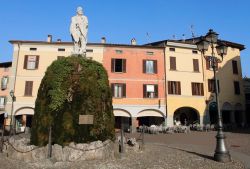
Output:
[{"xmin": 0, "ymin": 0, "xmax": 249, "ymax": 77}]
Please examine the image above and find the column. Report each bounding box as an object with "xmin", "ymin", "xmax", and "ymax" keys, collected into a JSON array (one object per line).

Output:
[{"xmin": 131, "ymin": 117, "xmax": 138, "ymax": 133}]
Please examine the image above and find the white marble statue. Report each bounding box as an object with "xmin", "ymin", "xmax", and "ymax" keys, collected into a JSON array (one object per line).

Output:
[{"xmin": 70, "ymin": 6, "xmax": 88, "ymax": 55}]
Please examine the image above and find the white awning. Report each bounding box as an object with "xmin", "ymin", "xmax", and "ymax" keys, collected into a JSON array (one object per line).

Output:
[
  {"xmin": 113, "ymin": 110, "xmax": 130, "ymax": 117},
  {"xmin": 137, "ymin": 110, "xmax": 163, "ymax": 117},
  {"xmin": 15, "ymin": 108, "xmax": 34, "ymax": 116}
]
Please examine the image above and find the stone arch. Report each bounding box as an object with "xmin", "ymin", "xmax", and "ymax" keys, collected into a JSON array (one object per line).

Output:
[
  {"xmin": 113, "ymin": 108, "xmax": 132, "ymax": 132},
  {"xmin": 136, "ymin": 109, "xmax": 165, "ymax": 126},
  {"xmin": 173, "ymin": 107, "xmax": 200, "ymax": 125}
]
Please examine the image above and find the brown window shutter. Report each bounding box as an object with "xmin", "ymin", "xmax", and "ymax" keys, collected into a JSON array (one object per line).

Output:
[
  {"xmin": 232, "ymin": 60, "xmax": 238, "ymax": 74},
  {"xmin": 25, "ymin": 81, "xmax": 33, "ymax": 96},
  {"xmin": 170, "ymin": 57, "xmax": 176, "ymax": 70},
  {"xmin": 24, "ymin": 55, "xmax": 28, "ymax": 69},
  {"xmin": 206, "ymin": 59, "xmax": 210, "ymax": 70},
  {"xmin": 191, "ymin": 83, "xmax": 195, "ymax": 95},
  {"xmin": 111, "ymin": 59, "xmax": 115, "ymax": 72},
  {"xmin": 143, "ymin": 60, "xmax": 146, "ymax": 73},
  {"xmin": 122, "ymin": 84, "xmax": 126, "ymax": 97},
  {"xmin": 122, "ymin": 59, "xmax": 126, "ymax": 73},
  {"xmin": 143, "ymin": 84, "xmax": 146, "ymax": 98},
  {"xmin": 177, "ymin": 82, "xmax": 181, "ymax": 95},
  {"xmin": 35, "ymin": 55, "xmax": 39, "ymax": 69},
  {"xmin": 154, "ymin": 84, "xmax": 158, "ymax": 98},
  {"xmin": 193, "ymin": 59, "xmax": 199, "ymax": 72},
  {"xmin": 111, "ymin": 83, "xmax": 114, "ymax": 97},
  {"xmin": 24, "ymin": 81, "xmax": 28, "ymax": 95},
  {"xmin": 30, "ymin": 81, "xmax": 33, "ymax": 96},
  {"xmin": 168, "ymin": 81, "xmax": 172, "ymax": 94},
  {"xmin": 154, "ymin": 60, "xmax": 158, "ymax": 73},
  {"xmin": 201, "ymin": 83, "xmax": 204, "ymax": 96}
]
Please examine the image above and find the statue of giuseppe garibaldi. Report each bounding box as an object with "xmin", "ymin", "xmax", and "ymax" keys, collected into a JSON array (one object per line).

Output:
[{"xmin": 70, "ymin": 6, "xmax": 88, "ymax": 55}]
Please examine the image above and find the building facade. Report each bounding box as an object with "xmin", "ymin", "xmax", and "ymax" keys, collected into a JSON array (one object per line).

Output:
[{"xmin": 243, "ymin": 77, "xmax": 250, "ymax": 124}]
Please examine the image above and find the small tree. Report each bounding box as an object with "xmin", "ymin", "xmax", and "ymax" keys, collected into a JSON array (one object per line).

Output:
[{"xmin": 31, "ymin": 56, "xmax": 115, "ymax": 146}]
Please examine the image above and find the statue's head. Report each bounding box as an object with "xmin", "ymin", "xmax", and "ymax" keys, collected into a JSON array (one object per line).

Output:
[{"xmin": 76, "ymin": 6, "xmax": 83, "ymax": 15}]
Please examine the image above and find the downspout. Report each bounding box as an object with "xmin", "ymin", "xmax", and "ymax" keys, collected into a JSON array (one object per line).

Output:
[
  {"xmin": 13, "ymin": 42, "xmax": 21, "ymax": 92},
  {"xmin": 163, "ymin": 46, "xmax": 168, "ymax": 126}
]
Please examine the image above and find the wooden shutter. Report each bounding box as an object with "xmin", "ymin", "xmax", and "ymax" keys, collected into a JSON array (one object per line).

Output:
[
  {"xmin": 143, "ymin": 60, "xmax": 146, "ymax": 73},
  {"xmin": 122, "ymin": 84, "xmax": 126, "ymax": 97},
  {"xmin": 111, "ymin": 83, "xmax": 114, "ymax": 97},
  {"xmin": 25, "ymin": 81, "xmax": 33, "ymax": 96},
  {"xmin": 170, "ymin": 57, "xmax": 176, "ymax": 70},
  {"xmin": 177, "ymin": 82, "xmax": 181, "ymax": 95},
  {"xmin": 191, "ymin": 83, "xmax": 195, "ymax": 95},
  {"xmin": 154, "ymin": 60, "xmax": 158, "ymax": 73},
  {"xmin": 232, "ymin": 60, "xmax": 238, "ymax": 74},
  {"xmin": 193, "ymin": 59, "xmax": 199, "ymax": 72},
  {"xmin": 24, "ymin": 55, "xmax": 28, "ymax": 69},
  {"xmin": 154, "ymin": 84, "xmax": 158, "ymax": 98},
  {"xmin": 143, "ymin": 84, "xmax": 146, "ymax": 98},
  {"xmin": 201, "ymin": 83, "xmax": 204, "ymax": 96},
  {"xmin": 35, "ymin": 55, "xmax": 39, "ymax": 69},
  {"xmin": 168, "ymin": 81, "xmax": 172, "ymax": 94},
  {"xmin": 122, "ymin": 59, "xmax": 126, "ymax": 73},
  {"xmin": 111, "ymin": 59, "xmax": 115, "ymax": 72}
]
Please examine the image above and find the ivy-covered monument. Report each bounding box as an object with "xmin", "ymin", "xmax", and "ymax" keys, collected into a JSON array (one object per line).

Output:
[{"xmin": 30, "ymin": 56, "xmax": 115, "ymax": 146}]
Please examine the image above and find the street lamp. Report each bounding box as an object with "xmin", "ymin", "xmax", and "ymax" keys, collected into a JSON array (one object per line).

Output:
[
  {"xmin": 9, "ymin": 90, "xmax": 16, "ymax": 136},
  {"xmin": 196, "ymin": 29, "xmax": 231, "ymax": 162}
]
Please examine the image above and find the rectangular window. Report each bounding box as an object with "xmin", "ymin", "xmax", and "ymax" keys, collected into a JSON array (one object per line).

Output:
[
  {"xmin": 143, "ymin": 84, "xmax": 158, "ymax": 98},
  {"xmin": 111, "ymin": 83, "xmax": 126, "ymax": 98},
  {"xmin": 234, "ymin": 81, "xmax": 240, "ymax": 95},
  {"xmin": 208, "ymin": 79, "xmax": 220, "ymax": 93},
  {"xmin": 192, "ymin": 50, "xmax": 198, "ymax": 54},
  {"xmin": 58, "ymin": 48, "xmax": 65, "ymax": 51},
  {"xmin": 143, "ymin": 60, "xmax": 157, "ymax": 74},
  {"xmin": 232, "ymin": 60, "xmax": 238, "ymax": 74},
  {"xmin": 86, "ymin": 49, "xmax": 93, "ymax": 53},
  {"xmin": 111, "ymin": 58, "xmax": 126, "ymax": 73},
  {"xmin": 193, "ymin": 59, "xmax": 199, "ymax": 72},
  {"xmin": 24, "ymin": 81, "xmax": 33, "ymax": 96},
  {"xmin": 169, "ymin": 48, "xmax": 175, "ymax": 52},
  {"xmin": 30, "ymin": 48, "xmax": 37, "ymax": 51},
  {"xmin": 168, "ymin": 81, "xmax": 181, "ymax": 95},
  {"xmin": 170, "ymin": 56, "xmax": 176, "ymax": 70},
  {"xmin": 1, "ymin": 76, "xmax": 8, "ymax": 90},
  {"xmin": 115, "ymin": 50, "xmax": 123, "ymax": 54},
  {"xmin": 206, "ymin": 57, "xmax": 218, "ymax": 70},
  {"xmin": 0, "ymin": 96, "xmax": 6, "ymax": 110},
  {"xmin": 24, "ymin": 55, "xmax": 39, "ymax": 70},
  {"xmin": 191, "ymin": 82, "xmax": 204, "ymax": 96},
  {"xmin": 146, "ymin": 51, "xmax": 154, "ymax": 55}
]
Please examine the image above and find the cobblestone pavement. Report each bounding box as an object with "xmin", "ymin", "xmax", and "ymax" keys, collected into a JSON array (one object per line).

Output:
[{"xmin": 0, "ymin": 130, "xmax": 248, "ymax": 169}]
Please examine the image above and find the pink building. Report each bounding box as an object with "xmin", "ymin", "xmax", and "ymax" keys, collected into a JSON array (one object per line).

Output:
[
  {"xmin": 0, "ymin": 61, "xmax": 12, "ymax": 126},
  {"xmin": 103, "ymin": 43, "xmax": 166, "ymax": 132}
]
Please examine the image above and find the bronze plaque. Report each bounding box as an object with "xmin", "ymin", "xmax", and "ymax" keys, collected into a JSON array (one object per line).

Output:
[{"xmin": 79, "ymin": 115, "xmax": 94, "ymax": 124}]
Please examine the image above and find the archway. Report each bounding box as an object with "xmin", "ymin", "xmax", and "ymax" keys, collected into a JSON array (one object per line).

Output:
[
  {"xmin": 221, "ymin": 102, "xmax": 233, "ymax": 124},
  {"xmin": 113, "ymin": 109, "xmax": 132, "ymax": 132},
  {"xmin": 14, "ymin": 107, "xmax": 34, "ymax": 132},
  {"xmin": 0, "ymin": 113, "xmax": 4, "ymax": 128},
  {"xmin": 174, "ymin": 107, "xmax": 199, "ymax": 125},
  {"xmin": 234, "ymin": 103, "xmax": 243, "ymax": 126},
  {"xmin": 136, "ymin": 109, "xmax": 165, "ymax": 127},
  {"xmin": 209, "ymin": 102, "xmax": 217, "ymax": 124}
]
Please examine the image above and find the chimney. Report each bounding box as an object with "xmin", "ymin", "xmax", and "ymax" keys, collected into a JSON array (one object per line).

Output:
[
  {"xmin": 47, "ymin": 35, "xmax": 52, "ymax": 43},
  {"xmin": 57, "ymin": 39, "xmax": 61, "ymax": 42},
  {"xmin": 101, "ymin": 37, "xmax": 106, "ymax": 44},
  {"xmin": 131, "ymin": 38, "xmax": 136, "ymax": 45}
]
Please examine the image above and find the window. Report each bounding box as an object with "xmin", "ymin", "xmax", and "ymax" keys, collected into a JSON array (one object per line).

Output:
[
  {"xmin": 192, "ymin": 50, "xmax": 198, "ymax": 54},
  {"xmin": 232, "ymin": 60, "xmax": 238, "ymax": 74},
  {"xmin": 87, "ymin": 49, "xmax": 93, "ymax": 53},
  {"xmin": 169, "ymin": 48, "xmax": 175, "ymax": 52},
  {"xmin": 168, "ymin": 81, "xmax": 181, "ymax": 95},
  {"xmin": 191, "ymin": 82, "xmax": 204, "ymax": 96},
  {"xmin": 111, "ymin": 59, "xmax": 126, "ymax": 73},
  {"xmin": 111, "ymin": 83, "xmax": 126, "ymax": 98},
  {"xmin": 24, "ymin": 81, "xmax": 33, "ymax": 96},
  {"xmin": 206, "ymin": 57, "xmax": 218, "ymax": 70},
  {"xmin": 1, "ymin": 76, "xmax": 8, "ymax": 90},
  {"xmin": 193, "ymin": 59, "xmax": 199, "ymax": 72},
  {"xmin": 115, "ymin": 50, "xmax": 123, "ymax": 54},
  {"xmin": 208, "ymin": 79, "xmax": 220, "ymax": 93},
  {"xmin": 143, "ymin": 84, "xmax": 158, "ymax": 98},
  {"xmin": 0, "ymin": 96, "xmax": 6, "ymax": 110},
  {"xmin": 170, "ymin": 56, "xmax": 176, "ymax": 70},
  {"xmin": 57, "ymin": 56, "xmax": 65, "ymax": 60},
  {"xmin": 24, "ymin": 55, "xmax": 39, "ymax": 70},
  {"xmin": 146, "ymin": 51, "xmax": 154, "ymax": 55},
  {"xmin": 58, "ymin": 48, "xmax": 65, "ymax": 51},
  {"xmin": 143, "ymin": 60, "xmax": 157, "ymax": 74},
  {"xmin": 234, "ymin": 81, "xmax": 240, "ymax": 95},
  {"xmin": 30, "ymin": 48, "xmax": 37, "ymax": 51}
]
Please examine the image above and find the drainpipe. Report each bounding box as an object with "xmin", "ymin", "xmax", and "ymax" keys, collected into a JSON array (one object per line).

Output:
[{"xmin": 163, "ymin": 47, "xmax": 168, "ymax": 126}]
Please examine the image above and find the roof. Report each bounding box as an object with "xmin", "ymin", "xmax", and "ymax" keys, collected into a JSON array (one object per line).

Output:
[
  {"xmin": 9, "ymin": 40, "xmax": 164, "ymax": 49},
  {"xmin": 0, "ymin": 61, "xmax": 12, "ymax": 67},
  {"xmin": 146, "ymin": 36, "xmax": 245, "ymax": 51}
]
